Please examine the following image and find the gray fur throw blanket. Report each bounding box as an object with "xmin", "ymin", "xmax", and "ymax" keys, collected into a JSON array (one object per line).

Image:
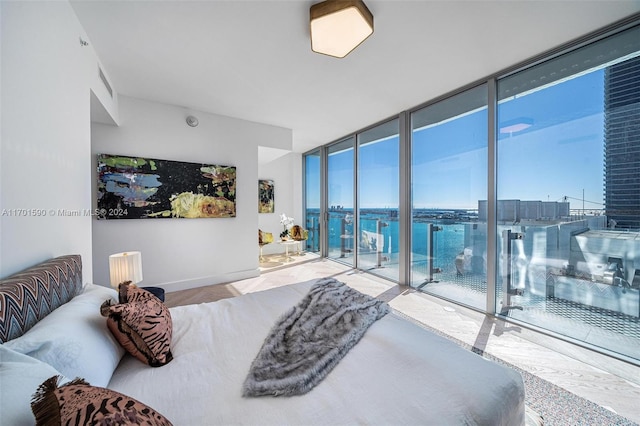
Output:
[{"xmin": 242, "ymin": 277, "xmax": 390, "ymax": 397}]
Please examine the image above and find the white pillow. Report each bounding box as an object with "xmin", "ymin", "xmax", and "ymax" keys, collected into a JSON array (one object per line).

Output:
[
  {"xmin": 3, "ymin": 283, "xmax": 125, "ymax": 387},
  {"xmin": 0, "ymin": 345, "xmax": 68, "ymax": 426}
]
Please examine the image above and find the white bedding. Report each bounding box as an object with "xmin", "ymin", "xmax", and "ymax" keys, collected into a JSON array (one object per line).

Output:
[{"xmin": 108, "ymin": 279, "xmax": 525, "ymax": 425}]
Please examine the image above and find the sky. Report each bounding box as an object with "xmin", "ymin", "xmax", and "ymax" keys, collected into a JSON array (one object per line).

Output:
[{"xmin": 307, "ymin": 68, "xmax": 607, "ymax": 212}]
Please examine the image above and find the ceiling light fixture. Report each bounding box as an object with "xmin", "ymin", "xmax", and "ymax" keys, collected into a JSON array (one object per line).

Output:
[{"xmin": 310, "ymin": 0, "xmax": 374, "ymax": 58}]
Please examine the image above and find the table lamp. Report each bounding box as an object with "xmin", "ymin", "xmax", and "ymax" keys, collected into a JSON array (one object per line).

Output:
[{"xmin": 109, "ymin": 251, "xmax": 143, "ymax": 288}]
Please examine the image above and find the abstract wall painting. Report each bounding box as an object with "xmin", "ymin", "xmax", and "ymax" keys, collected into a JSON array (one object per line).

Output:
[
  {"xmin": 97, "ymin": 154, "xmax": 236, "ymax": 219},
  {"xmin": 259, "ymin": 179, "xmax": 275, "ymax": 213}
]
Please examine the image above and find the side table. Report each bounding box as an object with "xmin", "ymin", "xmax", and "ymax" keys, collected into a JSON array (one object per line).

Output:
[
  {"xmin": 278, "ymin": 240, "xmax": 298, "ymax": 262},
  {"xmin": 142, "ymin": 286, "xmax": 165, "ymax": 302}
]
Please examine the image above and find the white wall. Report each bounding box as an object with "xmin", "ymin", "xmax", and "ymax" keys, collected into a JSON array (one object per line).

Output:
[
  {"xmin": 91, "ymin": 96, "xmax": 293, "ymax": 291},
  {"xmin": 258, "ymin": 152, "xmax": 302, "ymax": 256},
  {"xmin": 0, "ymin": 1, "xmax": 296, "ymax": 285},
  {"xmin": 0, "ymin": 1, "xmax": 111, "ymax": 280}
]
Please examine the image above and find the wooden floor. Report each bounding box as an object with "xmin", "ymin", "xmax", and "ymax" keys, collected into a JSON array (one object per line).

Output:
[{"xmin": 165, "ymin": 254, "xmax": 640, "ymax": 424}]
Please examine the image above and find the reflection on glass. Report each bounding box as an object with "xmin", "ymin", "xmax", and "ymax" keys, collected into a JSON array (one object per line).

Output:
[
  {"xmin": 357, "ymin": 119, "xmax": 399, "ymax": 282},
  {"xmin": 496, "ymin": 24, "xmax": 640, "ymax": 361},
  {"xmin": 307, "ymin": 20, "xmax": 640, "ymax": 364},
  {"xmin": 410, "ymin": 85, "xmax": 488, "ymax": 310},
  {"xmin": 327, "ymin": 138, "xmax": 355, "ymax": 264},
  {"xmin": 304, "ymin": 150, "xmax": 321, "ymax": 253}
]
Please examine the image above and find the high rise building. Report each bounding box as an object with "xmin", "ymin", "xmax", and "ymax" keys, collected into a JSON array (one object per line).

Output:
[{"xmin": 604, "ymin": 55, "xmax": 640, "ymax": 230}]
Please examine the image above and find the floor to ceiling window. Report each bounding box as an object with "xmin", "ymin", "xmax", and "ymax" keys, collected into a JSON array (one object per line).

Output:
[
  {"xmin": 327, "ymin": 137, "xmax": 355, "ymax": 264},
  {"xmin": 495, "ymin": 24, "xmax": 640, "ymax": 361},
  {"xmin": 357, "ymin": 119, "xmax": 400, "ymax": 281},
  {"xmin": 410, "ymin": 86, "xmax": 488, "ymax": 310},
  {"xmin": 304, "ymin": 149, "xmax": 321, "ymax": 253},
  {"xmin": 303, "ymin": 18, "xmax": 640, "ymax": 363}
]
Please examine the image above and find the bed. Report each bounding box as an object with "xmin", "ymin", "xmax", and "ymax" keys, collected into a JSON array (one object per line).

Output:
[{"xmin": 1, "ymin": 255, "xmax": 525, "ymax": 425}]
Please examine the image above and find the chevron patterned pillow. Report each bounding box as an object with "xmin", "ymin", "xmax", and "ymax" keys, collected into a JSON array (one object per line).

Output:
[{"xmin": 0, "ymin": 255, "xmax": 83, "ymax": 343}]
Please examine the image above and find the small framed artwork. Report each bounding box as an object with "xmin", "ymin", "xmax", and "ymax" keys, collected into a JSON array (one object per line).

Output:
[{"xmin": 259, "ymin": 179, "xmax": 274, "ymax": 213}]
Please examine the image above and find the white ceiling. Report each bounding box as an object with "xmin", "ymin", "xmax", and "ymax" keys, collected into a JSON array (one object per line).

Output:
[{"xmin": 71, "ymin": 0, "xmax": 640, "ymax": 154}]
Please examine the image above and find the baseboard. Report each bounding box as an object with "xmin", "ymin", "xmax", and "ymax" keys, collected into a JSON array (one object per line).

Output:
[{"xmin": 152, "ymin": 268, "xmax": 260, "ymax": 293}]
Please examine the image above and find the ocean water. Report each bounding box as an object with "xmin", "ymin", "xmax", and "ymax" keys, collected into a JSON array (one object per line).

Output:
[{"xmin": 306, "ymin": 209, "xmax": 469, "ymax": 274}]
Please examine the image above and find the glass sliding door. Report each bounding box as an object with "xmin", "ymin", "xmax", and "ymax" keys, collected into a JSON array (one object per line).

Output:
[
  {"xmin": 357, "ymin": 119, "xmax": 399, "ymax": 281},
  {"xmin": 304, "ymin": 150, "xmax": 321, "ymax": 253},
  {"xmin": 495, "ymin": 24, "xmax": 640, "ymax": 361},
  {"xmin": 410, "ymin": 85, "xmax": 488, "ymax": 310},
  {"xmin": 327, "ymin": 138, "xmax": 355, "ymax": 264},
  {"xmin": 304, "ymin": 18, "xmax": 640, "ymax": 364}
]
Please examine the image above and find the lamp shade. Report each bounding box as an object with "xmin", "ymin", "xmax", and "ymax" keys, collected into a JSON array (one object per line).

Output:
[
  {"xmin": 109, "ymin": 251, "xmax": 143, "ymax": 288},
  {"xmin": 310, "ymin": 0, "xmax": 373, "ymax": 58}
]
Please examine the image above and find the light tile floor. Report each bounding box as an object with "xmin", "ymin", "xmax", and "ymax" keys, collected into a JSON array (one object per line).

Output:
[{"xmin": 249, "ymin": 254, "xmax": 640, "ymax": 423}]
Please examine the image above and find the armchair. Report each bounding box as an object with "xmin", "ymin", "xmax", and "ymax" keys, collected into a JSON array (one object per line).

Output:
[
  {"xmin": 258, "ymin": 229, "xmax": 274, "ymax": 262},
  {"xmin": 290, "ymin": 225, "xmax": 308, "ymax": 255}
]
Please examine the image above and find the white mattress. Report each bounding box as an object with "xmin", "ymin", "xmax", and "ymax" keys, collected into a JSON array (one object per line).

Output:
[{"xmin": 108, "ymin": 280, "xmax": 525, "ymax": 425}]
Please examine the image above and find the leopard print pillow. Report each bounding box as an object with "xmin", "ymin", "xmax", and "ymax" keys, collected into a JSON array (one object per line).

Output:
[
  {"xmin": 101, "ymin": 287, "xmax": 173, "ymax": 367},
  {"xmin": 31, "ymin": 376, "xmax": 172, "ymax": 426}
]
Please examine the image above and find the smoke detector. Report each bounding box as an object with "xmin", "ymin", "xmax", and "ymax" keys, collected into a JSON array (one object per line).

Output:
[{"xmin": 186, "ymin": 116, "xmax": 199, "ymax": 127}]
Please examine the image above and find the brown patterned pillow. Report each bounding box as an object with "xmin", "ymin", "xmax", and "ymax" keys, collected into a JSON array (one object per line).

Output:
[
  {"xmin": 31, "ymin": 375, "xmax": 172, "ymax": 426},
  {"xmin": 101, "ymin": 287, "xmax": 173, "ymax": 367}
]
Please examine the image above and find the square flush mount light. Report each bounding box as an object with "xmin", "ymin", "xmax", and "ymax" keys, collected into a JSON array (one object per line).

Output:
[{"xmin": 310, "ymin": 0, "xmax": 374, "ymax": 58}]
